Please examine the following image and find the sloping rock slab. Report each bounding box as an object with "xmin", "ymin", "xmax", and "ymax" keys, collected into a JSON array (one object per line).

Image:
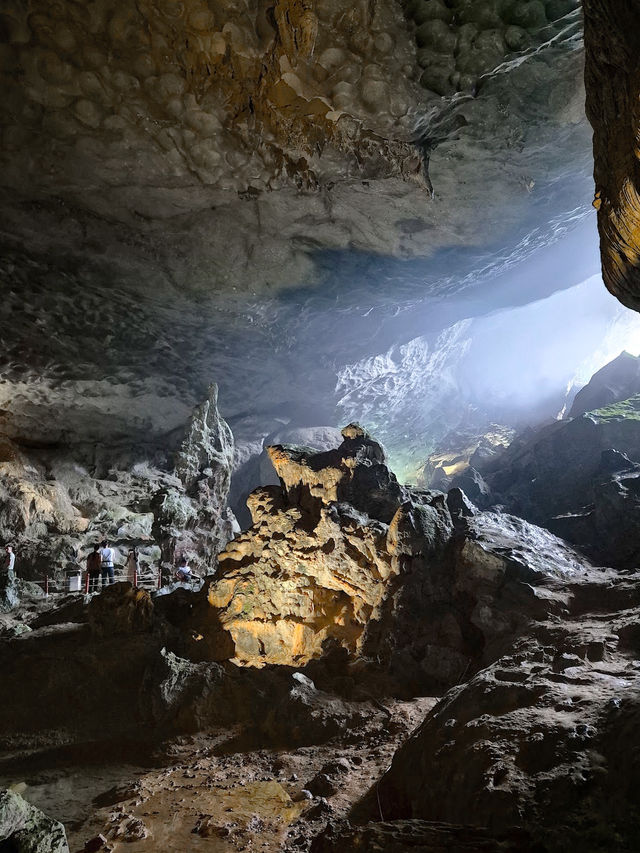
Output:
[{"xmin": 0, "ymin": 789, "xmax": 69, "ymax": 853}]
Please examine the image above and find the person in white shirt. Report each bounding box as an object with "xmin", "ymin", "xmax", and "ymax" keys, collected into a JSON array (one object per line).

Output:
[
  {"xmin": 175, "ymin": 556, "xmax": 192, "ymax": 583},
  {"xmin": 100, "ymin": 540, "xmax": 115, "ymax": 586},
  {"xmin": 2, "ymin": 545, "xmax": 15, "ymax": 577}
]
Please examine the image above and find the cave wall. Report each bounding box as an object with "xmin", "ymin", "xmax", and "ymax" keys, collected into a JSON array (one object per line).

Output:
[{"xmin": 583, "ymin": 0, "xmax": 640, "ymax": 311}]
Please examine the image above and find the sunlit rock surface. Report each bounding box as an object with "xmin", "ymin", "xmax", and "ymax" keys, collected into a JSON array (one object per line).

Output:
[
  {"xmin": 0, "ymin": 788, "xmax": 69, "ymax": 853},
  {"xmin": 5, "ymin": 421, "xmax": 640, "ymax": 848},
  {"xmin": 568, "ymin": 350, "xmax": 640, "ymax": 417},
  {"xmin": 0, "ymin": 425, "xmax": 597, "ymax": 739},
  {"xmin": 454, "ymin": 365, "xmax": 640, "ymax": 569},
  {"xmin": 202, "ymin": 423, "xmax": 417, "ymax": 667}
]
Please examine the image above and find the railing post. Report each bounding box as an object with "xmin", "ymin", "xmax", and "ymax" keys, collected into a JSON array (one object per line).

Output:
[
  {"xmin": 84, "ymin": 571, "xmax": 90, "ymax": 595},
  {"xmin": 157, "ymin": 565, "xmax": 162, "ymax": 589},
  {"xmin": 44, "ymin": 574, "xmax": 49, "ymax": 597}
]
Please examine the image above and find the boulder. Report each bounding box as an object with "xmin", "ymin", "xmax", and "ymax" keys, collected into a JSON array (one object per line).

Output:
[
  {"xmin": 261, "ymin": 672, "xmax": 382, "ymax": 747},
  {"xmin": 141, "ymin": 650, "xmax": 383, "ymax": 745},
  {"xmin": 362, "ymin": 564, "xmax": 640, "ymax": 850},
  {"xmin": 0, "ymin": 788, "xmax": 69, "ymax": 853},
  {"xmin": 87, "ymin": 582, "xmax": 154, "ymax": 637}
]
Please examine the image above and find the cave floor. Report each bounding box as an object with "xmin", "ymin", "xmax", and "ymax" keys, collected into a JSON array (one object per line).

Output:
[{"xmin": 1, "ymin": 699, "xmax": 436, "ymax": 852}]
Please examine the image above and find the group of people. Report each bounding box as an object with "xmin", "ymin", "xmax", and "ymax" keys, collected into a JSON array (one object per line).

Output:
[
  {"xmin": 85, "ymin": 542, "xmax": 193, "ymax": 593},
  {"xmin": 2, "ymin": 540, "xmax": 195, "ymax": 596},
  {"xmin": 85, "ymin": 541, "xmax": 116, "ymax": 593}
]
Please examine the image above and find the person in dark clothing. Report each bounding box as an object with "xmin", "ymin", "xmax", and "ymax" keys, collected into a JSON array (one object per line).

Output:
[{"xmin": 86, "ymin": 544, "xmax": 101, "ymax": 593}]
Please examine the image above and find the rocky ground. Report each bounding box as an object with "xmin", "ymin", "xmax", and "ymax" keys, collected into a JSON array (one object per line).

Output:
[
  {"xmin": 0, "ymin": 698, "xmax": 435, "ymax": 853},
  {"xmin": 2, "ymin": 417, "xmax": 640, "ymax": 851}
]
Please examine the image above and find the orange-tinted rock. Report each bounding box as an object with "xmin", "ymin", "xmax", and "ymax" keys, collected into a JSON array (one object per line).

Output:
[{"xmin": 584, "ymin": 1, "xmax": 640, "ymax": 309}]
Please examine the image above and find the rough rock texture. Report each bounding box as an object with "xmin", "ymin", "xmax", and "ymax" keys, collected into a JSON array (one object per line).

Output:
[
  {"xmin": 312, "ymin": 819, "xmax": 530, "ymax": 852},
  {"xmin": 421, "ymin": 424, "xmax": 514, "ymax": 491},
  {"xmin": 0, "ymin": 424, "xmax": 600, "ymax": 752},
  {"xmin": 5, "ymin": 426, "xmax": 640, "ymax": 849},
  {"xmin": 0, "ymin": 0, "xmax": 592, "ymax": 467},
  {"xmin": 230, "ymin": 426, "xmax": 343, "ymax": 528},
  {"xmin": 153, "ymin": 383, "xmax": 235, "ymax": 571},
  {"xmin": 461, "ymin": 391, "xmax": 640, "ymax": 567},
  {"xmin": 583, "ymin": 0, "xmax": 640, "ymax": 310},
  {"xmin": 366, "ymin": 565, "xmax": 640, "ymax": 851},
  {"xmin": 199, "ymin": 423, "xmax": 415, "ymax": 667},
  {"xmin": 0, "ymin": 385, "xmax": 233, "ymax": 583},
  {"xmin": 0, "ymin": 561, "xmax": 19, "ymax": 612},
  {"xmin": 0, "ymin": 0, "xmax": 586, "ymax": 291},
  {"xmin": 568, "ymin": 350, "xmax": 640, "ymax": 417},
  {"xmin": 0, "ymin": 788, "xmax": 69, "ymax": 853},
  {"xmin": 181, "ymin": 423, "xmax": 594, "ymax": 698},
  {"xmin": 0, "ymin": 580, "xmax": 390, "ymax": 753}
]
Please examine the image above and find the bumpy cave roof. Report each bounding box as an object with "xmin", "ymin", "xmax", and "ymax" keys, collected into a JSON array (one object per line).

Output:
[{"xmin": 0, "ymin": 0, "xmax": 600, "ymax": 453}]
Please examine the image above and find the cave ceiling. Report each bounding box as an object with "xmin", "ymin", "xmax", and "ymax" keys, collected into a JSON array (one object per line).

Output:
[{"xmin": 0, "ymin": 0, "xmax": 594, "ymax": 459}]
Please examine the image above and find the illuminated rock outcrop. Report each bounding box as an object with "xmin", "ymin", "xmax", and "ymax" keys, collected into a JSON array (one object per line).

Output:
[
  {"xmin": 205, "ymin": 423, "xmax": 420, "ymax": 667},
  {"xmin": 583, "ymin": 0, "xmax": 640, "ymax": 310},
  {"xmin": 190, "ymin": 424, "xmax": 591, "ymax": 695}
]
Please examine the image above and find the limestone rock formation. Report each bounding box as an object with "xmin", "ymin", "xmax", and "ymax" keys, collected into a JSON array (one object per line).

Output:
[
  {"xmin": 153, "ymin": 383, "xmax": 235, "ymax": 571},
  {"xmin": 460, "ymin": 391, "xmax": 640, "ymax": 568},
  {"xmin": 0, "ymin": 420, "xmax": 600, "ymax": 752},
  {"xmin": 229, "ymin": 426, "xmax": 344, "ymax": 528},
  {"xmin": 0, "ymin": 560, "xmax": 19, "ymax": 613},
  {"xmin": 4, "ymin": 422, "xmax": 639, "ymax": 853},
  {"xmin": 0, "ymin": 385, "xmax": 234, "ymax": 585},
  {"xmin": 312, "ymin": 819, "xmax": 530, "ymax": 852},
  {"xmin": 420, "ymin": 424, "xmax": 515, "ymax": 491},
  {"xmin": 0, "ymin": 788, "xmax": 69, "ymax": 853},
  {"xmin": 568, "ymin": 350, "xmax": 640, "ymax": 417},
  {"xmin": 366, "ymin": 564, "xmax": 640, "ymax": 850},
  {"xmin": 0, "ymin": 0, "xmax": 592, "ymax": 469},
  {"xmin": 201, "ymin": 423, "xmax": 412, "ymax": 667},
  {"xmin": 583, "ymin": 0, "xmax": 640, "ymax": 310},
  {"xmin": 174, "ymin": 384, "xmax": 234, "ymax": 494},
  {"xmin": 183, "ymin": 424, "xmax": 593, "ymax": 697},
  {"xmin": 0, "ymin": 0, "xmax": 586, "ymax": 295}
]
